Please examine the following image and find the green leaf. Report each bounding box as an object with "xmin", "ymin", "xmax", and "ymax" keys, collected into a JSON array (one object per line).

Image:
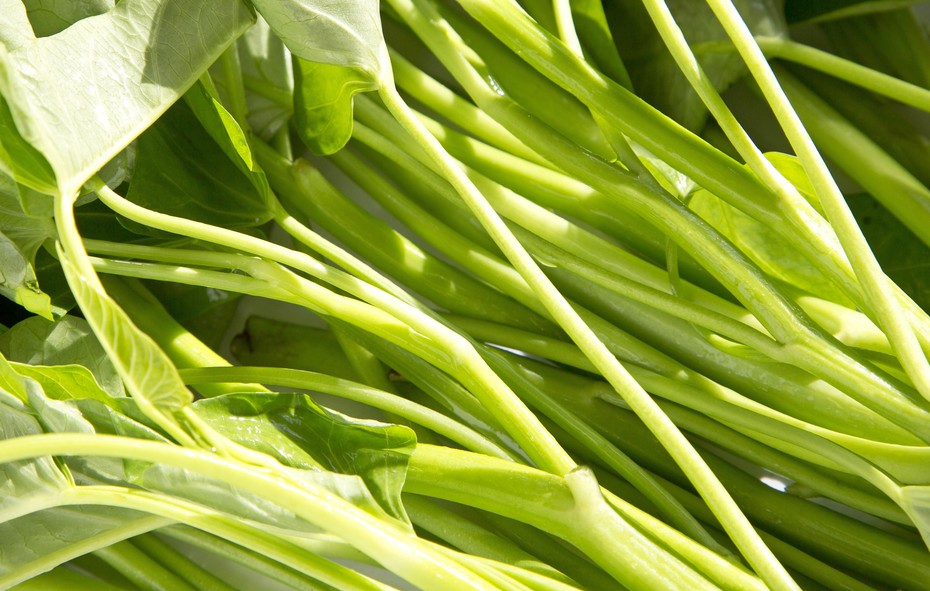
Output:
[
  {"xmin": 0, "ymin": 389, "xmax": 70, "ymax": 503},
  {"xmin": 294, "ymin": 59, "xmax": 377, "ymax": 155},
  {"xmin": 232, "ymin": 15, "xmax": 294, "ymax": 140},
  {"xmin": 183, "ymin": 80, "xmax": 273, "ymax": 205},
  {"xmin": 847, "ymin": 192, "xmax": 930, "ymax": 313},
  {"xmin": 689, "ymin": 183, "xmax": 849, "ymax": 304},
  {"xmin": 820, "ymin": 7, "xmax": 930, "ymax": 87},
  {"xmin": 0, "ymin": 0, "xmax": 253, "ymax": 196},
  {"xmin": 12, "ymin": 364, "xmax": 119, "ymax": 407},
  {"xmin": 0, "ymin": 97, "xmax": 57, "ymax": 195},
  {"xmin": 125, "ymin": 99, "xmax": 270, "ymax": 228},
  {"xmin": 22, "ymin": 0, "xmax": 115, "ymax": 37},
  {"xmin": 249, "ymin": 0, "xmax": 388, "ymax": 81},
  {"xmin": 0, "ymin": 174, "xmax": 58, "ymax": 318},
  {"xmin": 607, "ymin": 0, "xmax": 787, "ymax": 131},
  {"xmin": 0, "ymin": 315, "xmax": 124, "ymax": 398},
  {"xmin": 194, "ymin": 392, "xmax": 416, "ymax": 524}
]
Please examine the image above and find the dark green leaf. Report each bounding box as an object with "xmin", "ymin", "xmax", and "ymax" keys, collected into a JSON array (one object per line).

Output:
[
  {"xmin": 183, "ymin": 80, "xmax": 273, "ymax": 205},
  {"xmin": 126, "ymin": 100, "xmax": 270, "ymax": 229},
  {"xmin": 294, "ymin": 59, "xmax": 377, "ymax": 155},
  {"xmin": 231, "ymin": 316, "xmax": 360, "ymax": 381},
  {"xmin": 847, "ymin": 192, "xmax": 930, "ymax": 313}
]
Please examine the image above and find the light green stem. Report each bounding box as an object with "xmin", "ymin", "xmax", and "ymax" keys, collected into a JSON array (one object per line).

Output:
[
  {"xmin": 91, "ymin": 182, "xmax": 575, "ymax": 475},
  {"xmin": 753, "ymin": 37, "xmax": 930, "ymax": 113},
  {"xmin": 704, "ymin": 0, "xmax": 930, "ymax": 406},
  {"xmin": 387, "ymin": 0, "xmax": 794, "ymax": 586},
  {"xmin": 0, "ymin": 435, "xmax": 497, "ymax": 591}
]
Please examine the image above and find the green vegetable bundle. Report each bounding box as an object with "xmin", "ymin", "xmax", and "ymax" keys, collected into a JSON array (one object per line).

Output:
[{"xmin": 2, "ymin": 1, "xmax": 930, "ymax": 589}]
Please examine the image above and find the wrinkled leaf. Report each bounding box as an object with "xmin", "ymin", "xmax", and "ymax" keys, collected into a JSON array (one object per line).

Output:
[
  {"xmin": 126, "ymin": 99, "xmax": 270, "ymax": 228},
  {"xmin": 0, "ymin": 0, "xmax": 253, "ymax": 196},
  {"xmin": 294, "ymin": 59, "xmax": 377, "ymax": 155},
  {"xmin": 0, "ymin": 315, "xmax": 123, "ymax": 398},
  {"xmin": 194, "ymin": 392, "xmax": 416, "ymax": 524}
]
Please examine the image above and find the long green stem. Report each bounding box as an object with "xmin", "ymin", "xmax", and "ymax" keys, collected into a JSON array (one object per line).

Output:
[
  {"xmin": 0, "ymin": 435, "xmax": 498, "ymax": 591},
  {"xmin": 385, "ymin": 1, "xmax": 802, "ymax": 587},
  {"xmin": 94, "ymin": 541, "xmax": 198, "ymax": 591},
  {"xmin": 704, "ymin": 0, "xmax": 930, "ymax": 405},
  {"xmin": 91, "ymin": 182, "xmax": 573, "ymax": 475},
  {"xmin": 402, "ymin": 0, "xmax": 930, "ymax": 442},
  {"xmin": 752, "ymin": 37, "xmax": 930, "ymax": 113}
]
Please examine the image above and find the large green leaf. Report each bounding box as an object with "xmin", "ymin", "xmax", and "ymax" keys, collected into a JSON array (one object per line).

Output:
[
  {"xmin": 253, "ymin": 0, "xmax": 388, "ymax": 155},
  {"xmin": 194, "ymin": 392, "xmax": 416, "ymax": 525},
  {"xmin": 125, "ymin": 99, "xmax": 269, "ymax": 228},
  {"xmin": 0, "ymin": 0, "xmax": 253, "ymax": 196},
  {"xmin": 0, "ymin": 315, "xmax": 123, "ymax": 398}
]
